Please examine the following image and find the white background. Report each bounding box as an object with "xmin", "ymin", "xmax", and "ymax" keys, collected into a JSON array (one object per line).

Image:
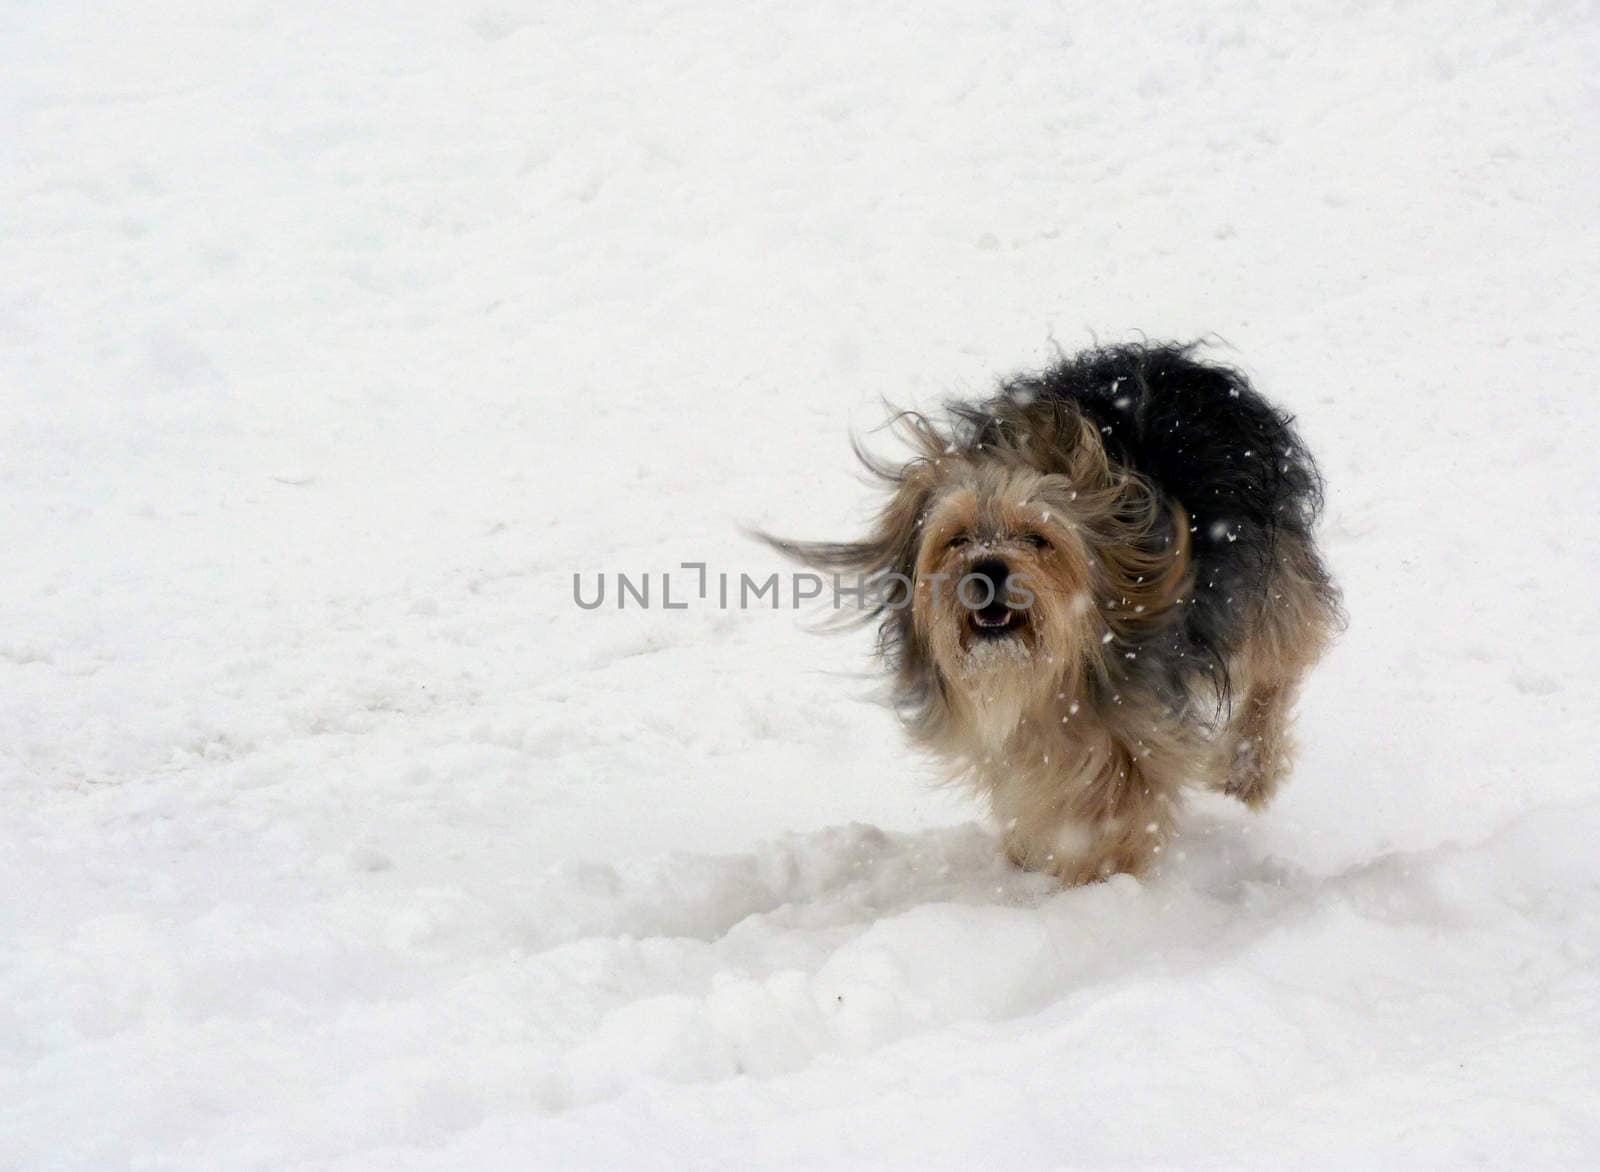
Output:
[{"xmin": 4, "ymin": 1, "xmax": 1598, "ymax": 1166}]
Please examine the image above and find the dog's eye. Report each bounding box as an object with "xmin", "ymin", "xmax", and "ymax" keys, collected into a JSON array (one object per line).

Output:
[
  {"xmin": 947, "ymin": 535, "xmax": 972, "ymax": 551},
  {"xmin": 1019, "ymin": 533, "xmax": 1050, "ymax": 549}
]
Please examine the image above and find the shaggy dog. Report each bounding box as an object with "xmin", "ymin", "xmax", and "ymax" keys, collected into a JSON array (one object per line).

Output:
[{"xmin": 767, "ymin": 343, "xmax": 1341, "ymax": 885}]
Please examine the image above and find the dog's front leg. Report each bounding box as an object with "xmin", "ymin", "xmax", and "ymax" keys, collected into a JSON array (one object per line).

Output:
[{"xmin": 992, "ymin": 744, "xmax": 1175, "ymax": 886}]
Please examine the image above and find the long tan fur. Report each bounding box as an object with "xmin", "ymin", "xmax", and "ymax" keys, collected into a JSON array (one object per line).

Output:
[{"xmin": 766, "ymin": 389, "xmax": 1336, "ymax": 885}]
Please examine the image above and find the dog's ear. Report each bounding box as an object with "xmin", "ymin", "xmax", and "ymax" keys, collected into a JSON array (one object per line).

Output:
[
  {"xmin": 752, "ymin": 461, "xmax": 937, "ymax": 622},
  {"xmin": 1033, "ymin": 414, "xmax": 1193, "ymax": 640},
  {"xmin": 750, "ymin": 412, "xmax": 945, "ymax": 624},
  {"xmin": 1094, "ymin": 496, "xmax": 1192, "ymax": 641},
  {"xmin": 1074, "ymin": 465, "xmax": 1193, "ymax": 645}
]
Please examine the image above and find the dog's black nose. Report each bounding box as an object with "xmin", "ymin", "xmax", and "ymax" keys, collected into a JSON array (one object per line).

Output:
[{"xmin": 970, "ymin": 557, "xmax": 1010, "ymax": 603}]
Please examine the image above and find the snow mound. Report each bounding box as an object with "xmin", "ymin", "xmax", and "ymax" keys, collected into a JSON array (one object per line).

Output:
[{"xmin": 7, "ymin": 803, "xmax": 1598, "ymax": 1167}]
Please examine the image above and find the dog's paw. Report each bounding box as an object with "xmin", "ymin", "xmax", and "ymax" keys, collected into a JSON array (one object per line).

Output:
[
  {"xmin": 1003, "ymin": 825, "xmax": 1156, "ymax": 887},
  {"xmin": 1222, "ymin": 736, "xmax": 1285, "ymax": 810}
]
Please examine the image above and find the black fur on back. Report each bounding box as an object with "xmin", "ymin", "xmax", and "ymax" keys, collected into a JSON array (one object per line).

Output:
[{"xmin": 954, "ymin": 343, "xmax": 1332, "ymax": 709}]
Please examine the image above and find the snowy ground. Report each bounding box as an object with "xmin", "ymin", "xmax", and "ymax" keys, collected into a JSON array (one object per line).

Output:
[{"xmin": 4, "ymin": 1, "xmax": 1600, "ymax": 1167}]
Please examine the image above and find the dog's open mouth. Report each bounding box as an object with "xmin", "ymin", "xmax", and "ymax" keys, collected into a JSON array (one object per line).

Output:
[{"xmin": 969, "ymin": 600, "xmax": 1027, "ymax": 640}]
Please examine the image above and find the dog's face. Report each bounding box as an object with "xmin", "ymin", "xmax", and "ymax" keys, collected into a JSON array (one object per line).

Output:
[
  {"xmin": 766, "ymin": 403, "xmax": 1189, "ymax": 752},
  {"xmin": 905, "ymin": 459, "xmax": 1099, "ymax": 739}
]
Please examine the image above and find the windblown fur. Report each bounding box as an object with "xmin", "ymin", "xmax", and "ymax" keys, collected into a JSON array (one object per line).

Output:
[{"xmin": 765, "ymin": 343, "xmax": 1341, "ymax": 885}]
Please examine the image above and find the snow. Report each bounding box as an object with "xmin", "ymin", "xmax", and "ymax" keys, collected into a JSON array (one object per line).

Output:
[{"xmin": 4, "ymin": 0, "xmax": 1599, "ymax": 1166}]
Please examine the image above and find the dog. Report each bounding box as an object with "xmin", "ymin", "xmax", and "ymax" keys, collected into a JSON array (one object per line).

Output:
[{"xmin": 766, "ymin": 343, "xmax": 1341, "ymax": 885}]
